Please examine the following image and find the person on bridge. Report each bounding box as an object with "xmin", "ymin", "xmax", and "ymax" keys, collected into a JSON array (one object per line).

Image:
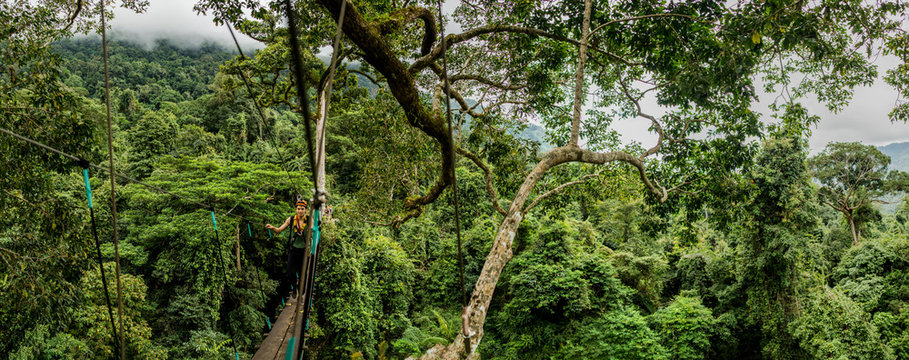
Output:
[{"xmin": 265, "ymin": 196, "xmax": 310, "ymax": 298}]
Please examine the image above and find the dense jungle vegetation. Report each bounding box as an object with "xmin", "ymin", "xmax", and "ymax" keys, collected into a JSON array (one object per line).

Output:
[{"xmin": 3, "ymin": 0, "xmax": 909, "ymax": 359}]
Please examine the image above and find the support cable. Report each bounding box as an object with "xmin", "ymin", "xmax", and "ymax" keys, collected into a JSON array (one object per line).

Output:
[
  {"xmin": 0, "ymin": 127, "xmax": 270, "ymax": 226},
  {"xmin": 80, "ymin": 165, "xmax": 121, "ymax": 358},
  {"xmin": 225, "ymin": 23, "xmax": 306, "ymax": 196},
  {"xmin": 437, "ymin": 0, "xmax": 468, "ymax": 309},
  {"xmin": 209, "ymin": 212, "xmax": 242, "ymax": 360},
  {"xmin": 249, "ymin": 222, "xmax": 273, "ymax": 330},
  {"xmin": 281, "ymin": 0, "xmax": 343, "ymax": 357},
  {"xmin": 99, "ymin": 3, "xmax": 127, "ymax": 357},
  {"xmin": 282, "ymin": 0, "xmax": 317, "ymax": 192}
]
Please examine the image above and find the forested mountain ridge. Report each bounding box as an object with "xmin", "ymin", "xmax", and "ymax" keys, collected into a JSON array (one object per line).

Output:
[
  {"xmin": 879, "ymin": 141, "xmax": 909, "ymax": 173},
  {"xmin": 3, "ymin": 1, "xmax": 909, "ymax": 360},
  {"xmin": 53, "ymin": 38, "xmax": 236, "ymax": 107}
]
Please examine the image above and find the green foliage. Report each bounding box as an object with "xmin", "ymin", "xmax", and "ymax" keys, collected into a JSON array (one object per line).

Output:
[
  {"xmin": 874, "ymin": 311, "xmax": 909, "ymax": 359},
  {"xmin": 74, "ymin": 262, "xmax": 168, "ymax": 358},
  {"xmin": 647, "ymin": 296, "xmax": 716, "ymax": 360},
  {"xmin": 833, "ymin": 240, "xmax": 909, "ymax": 312},
  {"xmin": 52, "ymin": 38, "xmax": 234, "ymax": 106},
  {"xmin": 557, "ymin": 308, "xmax": 668, "ymax": 360},
  {"xmin": 479, "ymin": 218, "xmax": 633, "ymax": 359},
  {"xmin": 5, "ymin": 1, "xmax": 909, "ymax": 358},
  {"xmin": 312, "ymin": 221, "xmax": 422, "ymax": 359},
  {"xmin": 127, "ymin": 111, "xmax": 178, "ymax": 178},
  {"xmin": 610, "ymin": 252, "xmax": 669, "ymax": 310},
  {"xmin": 792, "ymin": 286, "xmax": 894, "ymax": 360},
  {"xmin": 738, "ymin": 132, "xmax": 818, "ymax": 359}
]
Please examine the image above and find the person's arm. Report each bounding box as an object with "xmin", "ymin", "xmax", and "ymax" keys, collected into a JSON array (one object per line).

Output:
[{"xmin": 266, "ymin": 217, "xmax": 292, "ymax": 233}]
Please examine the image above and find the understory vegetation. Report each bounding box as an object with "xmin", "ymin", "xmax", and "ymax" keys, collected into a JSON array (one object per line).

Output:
[{"xmin": 4, "ymin": 0, "xmax": 909, "ymax": 358}]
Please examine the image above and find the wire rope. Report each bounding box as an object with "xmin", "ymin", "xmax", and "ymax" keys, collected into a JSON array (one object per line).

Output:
[
  {"xmin": 437, "ymin": 0, "xmax": 468, "ymax": 309},
  {"xmin": 99, "ymin": 3, "xmax": 127, "ymax": 357}
]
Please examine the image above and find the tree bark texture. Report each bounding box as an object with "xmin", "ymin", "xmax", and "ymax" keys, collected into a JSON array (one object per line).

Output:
[
  {"xmin": 316, "ymin": 90, "xmax": 328, "ymax": 193},
  {"xmin": 847, "ymin": 212, "xmax": 858, "ymax": 245},
  {"xmin": 569, "ymin": 0, "xmax": 592, "ymax": 146}
]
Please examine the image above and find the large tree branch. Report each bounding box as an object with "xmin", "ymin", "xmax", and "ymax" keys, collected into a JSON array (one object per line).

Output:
[
  {"xmin": 525, "ymin": 168, "xmax": 604, "ymax": 212},
  {"xmin": 377, "ymin": 6, "xmax": 436, "ymax": 56},
  {"xmin": 570, "ymin": 0, "xmax": 593, "ymax": 146},
  {"xmin": 420, "ymin": 145, "xmax": 668, "ymax": 359},
  {"xmin": 365, "ymin": 208, "xmax": 423, "ymax": 228},
  {"xmin": 349, "ymin": 69, "xmax": 381, "ymax": 87},
  {"xmin": 588, "ymin": 13, "xmax": 700, "ymax": 38},
  {"xmin": 410, "ymin": 24, "xmax": 637, "ymax": 73},
  {"xmin": 449, "ymin": 74, "xmax": 526, "ymax": 91},
  {"xmin": 457, "ymin": 147, "xmax": 507, "ymax": 216},
  {"xmin": 318, "ymin": 0, "xmax": 454, "ymax": 221}
]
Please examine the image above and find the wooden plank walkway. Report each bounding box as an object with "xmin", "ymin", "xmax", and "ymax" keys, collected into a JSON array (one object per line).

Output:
[{"xmin": 253, "ymin": 296, "xmax": 299, "ymax": 360}]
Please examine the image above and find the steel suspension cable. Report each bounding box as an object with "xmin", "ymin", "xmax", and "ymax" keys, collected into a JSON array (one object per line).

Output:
[
  {"xmin": 99, "ymin": 3, "xmax": 127, "ymax": 357},
  {"xmin": 225, "ymin": 23, "xmax": 306, "ymax": 197},
  {"xmin": 437, "ymin": 0, "xmax": 468, "ymax": 309},
  {"xmin": 281, "ymin": 0, "xmax": 343, "ymax": 358},
  {"xmin": 208, "ymin": 212, "xmax": 242, "ymax": 360},
  {"xmin": 0, "ymin": 127, "xmax": 273, "ymax": 226},
  {"xmin": 282, "ymin": 0, "xmax": 317, "ymax": 194},
  {"xmin": 80, "ymin": 165, "xmax": 121, "ymax": 357}
]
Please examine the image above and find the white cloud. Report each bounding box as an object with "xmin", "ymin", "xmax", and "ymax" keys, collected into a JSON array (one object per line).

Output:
[{"xmin": 109, "ymin": 0, "xmax": 261, "ymax": 51}]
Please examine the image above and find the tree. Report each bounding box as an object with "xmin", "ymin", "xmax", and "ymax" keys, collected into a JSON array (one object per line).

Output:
[
  {"xmin": 739, "ymin": 129, "xmax": 817, "ymax": 359},
  {"xmin": 809, "ymin": 142, "xmax": 908, "ymax": 245},
  {"xmin": 194, "ymin": 0, "xmax": 909, "ymax": 357}
]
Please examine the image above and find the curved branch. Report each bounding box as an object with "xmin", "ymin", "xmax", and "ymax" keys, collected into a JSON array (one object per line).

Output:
[
  {"xmin": 377, "ymin": 6, "xmax": 437, "ymax": 56},
  {"xmin": 410, "ymin": 25, "xmax": 637, "ymax": 73},
  {"xmin": 319, "ymin": 0, "xmax": 454, "ymax": 223},
  {"xmin": 588, "ymin": 13, "xmax": 699, "ymax": 38},
  {"xmin": 525, "ymin": 168, "xmax": 604, "ymax": 213},
  {"xmin": 457, "ymin": 147, "xmax": 507, "ymax": 216},
  {"xmin": 349, "ymin": 69, "xmax": 380, "ymax": 87},
  {"xmin": 63, "ymin": 0, "xmax": 84, "ymax": 32},
  {"xmin": 365, "ymin": 208, "xmax": 423, "ymax": 229},
  {"xmin": 449, "ymin": 74, "xmax": 526, "ymax": 91},
  {"xmin": 316, "ymin": 47, "xmax": 354, "ymax": 93}
]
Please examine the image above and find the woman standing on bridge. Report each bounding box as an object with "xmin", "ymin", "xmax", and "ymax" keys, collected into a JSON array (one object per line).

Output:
[{"xmin": 265, "ymin": 196, "xmax": 310, "ymax": 298}]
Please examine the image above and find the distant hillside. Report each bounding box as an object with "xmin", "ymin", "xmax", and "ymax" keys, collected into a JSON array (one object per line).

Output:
[
  {"xmin": 877, "ymin": 141, "xmax": 909, "ymax": 212},
  {"xmin": 52, "ymin": 38, "xmax": 236, "ymax": 106},
  {"xmin": 878, "ymin": 141, "xmax": 909, "ymax": 172}
]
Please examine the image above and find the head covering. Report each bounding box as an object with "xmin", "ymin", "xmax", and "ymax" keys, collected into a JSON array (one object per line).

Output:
[{"xmin": 295, "ymin": 194, "xmax": 308, "ymax": 208}]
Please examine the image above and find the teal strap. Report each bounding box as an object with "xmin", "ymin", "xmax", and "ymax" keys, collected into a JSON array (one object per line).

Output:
[
  {"xmin": 210, "ymin": 211, "xmax": 218, "ymax": 230},
  {"xmin": 281, "ymin": 298, "xmax": 285, "ymax": 307},
  {"xmin": 235, "ymin": 352, "xmax": 240, "ymax": 360},
  {"xmin": 311, "ymin": 209, "xmax": 321, "ymax": 254},
  {"xmin": 267, "ymin": 316, "xmax": 272, "ymax": 329},
  {"xmin": 285, "ymin": 337, "xmax": 296, "ymax": 360},
  {"xmin": 247, "ymin": 223, "xmax": 252, "ymax": 237},
  {"xmin": 82, "ymin": 169, "xmax": 93, "ymax": 209},
  {"xmin": 268, "ymin": 229, "xmax": 272, "ymax": 238}
]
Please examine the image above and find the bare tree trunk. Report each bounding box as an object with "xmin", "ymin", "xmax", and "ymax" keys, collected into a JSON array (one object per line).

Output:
[
  {"xmin": 569, "ymin": 0, "xmax": 592, "ymax": 147},
  {"xmin": 417, "ymin": 167, "xmax": 543, "ymax": 360},
  {"xmin": 418, "ymin": 146, "xmax": 612, "ymax": 359},
  {"xmin": 848, "ymin": 213, "xmax": 859, "ymax": 245},
  {"xmin": 315, "ymin": 91, "xmax": 329, "ymax": 193}
]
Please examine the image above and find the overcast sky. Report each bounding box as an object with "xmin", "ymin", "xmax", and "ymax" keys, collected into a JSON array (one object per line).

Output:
[{"xmin": 109, "ymin": 0, "xmax": 909, "ymax": 153}]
